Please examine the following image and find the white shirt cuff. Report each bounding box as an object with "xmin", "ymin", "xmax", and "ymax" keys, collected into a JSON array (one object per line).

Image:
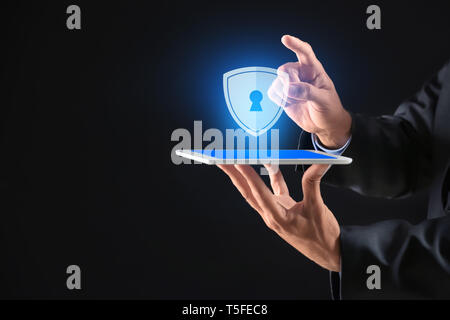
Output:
[{"xmin": 311, "ymin": 134, "xmax": 352, "ymax": 156}]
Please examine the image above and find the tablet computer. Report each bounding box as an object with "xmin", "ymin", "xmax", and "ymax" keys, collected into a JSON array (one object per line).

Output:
[{"xmin": 175, "ymin": 149, "xmax": 352, "ymax": 165}]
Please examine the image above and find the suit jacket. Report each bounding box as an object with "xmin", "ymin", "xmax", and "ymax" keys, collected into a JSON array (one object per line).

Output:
[{"xmin": 298, "ymin": 60, "xmax": 450, "ymax": 299}]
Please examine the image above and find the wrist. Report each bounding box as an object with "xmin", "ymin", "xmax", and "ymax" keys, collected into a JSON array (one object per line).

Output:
[
  {"xmin": 328, "ymin": 237, "xmax": 341, "ymax": 272},
  {"xmin": 317, "ymin": 111, "xmax": 352, "ymax": 149}
]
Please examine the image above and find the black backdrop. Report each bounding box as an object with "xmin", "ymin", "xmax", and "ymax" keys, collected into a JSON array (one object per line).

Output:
[{"xmin": 1, "ymin": 0, "xmax": 449, "ymax": 299}]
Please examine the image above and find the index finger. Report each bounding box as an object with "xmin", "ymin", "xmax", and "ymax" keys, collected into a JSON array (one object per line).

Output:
[{"xmin": 281, "ymin": 35, "xmax": 324, "ymax": 72}]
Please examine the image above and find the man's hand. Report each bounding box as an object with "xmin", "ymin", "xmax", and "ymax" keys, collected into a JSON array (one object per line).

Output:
[
  {"xmin": 217, "ymin": 164, "xmax": 341, "ymax": 272},
  {"xmin": 268, "ymin": 35, "xmax": 352, "ymax": 149}
]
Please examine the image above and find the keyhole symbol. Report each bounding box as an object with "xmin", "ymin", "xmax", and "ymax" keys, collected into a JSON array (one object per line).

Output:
[{"xmin": 249, "ymin": 90, "xmax": 263, "ymax": 112}]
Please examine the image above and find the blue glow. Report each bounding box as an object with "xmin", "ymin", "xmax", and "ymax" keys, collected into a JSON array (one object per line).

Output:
[
  {"xmin": 191, "ymin": 149, "xmax": 336, "ymax": 160},
  {"xmin": 161, "ymin": 20, "xmax": 344, "ymax": 149},
  {"xmin": 163, "ymin": 29, "xmax": 298, "ymax": 145}
]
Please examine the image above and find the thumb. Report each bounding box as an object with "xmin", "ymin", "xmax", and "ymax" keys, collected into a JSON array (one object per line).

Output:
[{"xmin": 301, "ymin": 164, "xmax": 330, "ymax": 204}]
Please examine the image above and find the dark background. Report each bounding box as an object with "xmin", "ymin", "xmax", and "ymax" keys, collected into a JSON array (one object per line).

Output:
[{"xmin": 0, "ymin": 0, "xmax": 449, "ymax": 299}]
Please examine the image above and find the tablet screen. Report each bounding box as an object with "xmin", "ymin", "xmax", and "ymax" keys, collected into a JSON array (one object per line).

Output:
[{"xmin": 191, "ymin": 149, "xmax": 336, "ymax": 159}]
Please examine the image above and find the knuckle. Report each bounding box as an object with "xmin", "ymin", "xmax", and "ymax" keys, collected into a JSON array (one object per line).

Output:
[
  {"xmin": 266, "ymin": 218, "xmax": 280, "ymax": 232},
  {"xmin": 285, "ymin": 214, "xmax": 296, "ymax": 225},
  {"xmin": 317, "ymin": 60, "xmax": 324, "ymax": 69},
  {"xmin": 303, "ymin": 176, "xmax": 320, "ymax": 187},
  {"xmin": 265, "ymin": 220, "xmax": 274, "ymax": 229},
  {"xmin": 277, "ymin": 64, "xmax": 288, "ymax": 75},
  {"xmin": 241, "ymin": 191, "xmax": 251, "ymax": 202},
  {"xmin": 303, "ymin": 84, "xmax": 311, "ymax": 98}
]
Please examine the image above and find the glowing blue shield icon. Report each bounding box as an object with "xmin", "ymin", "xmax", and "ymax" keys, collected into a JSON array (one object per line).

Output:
[{"xmin": 223, "ymin": 67, "xmax": 288, "ymax": 136}]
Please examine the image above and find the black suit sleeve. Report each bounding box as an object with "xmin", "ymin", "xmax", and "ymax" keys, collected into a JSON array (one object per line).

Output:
[
  {"xmin": 298, "ymin": 61, "xmax": 450, "ymax": 299},
  {"xmin": 337, "ymin": 215, "xmax": 450, "ymax": 299},
  {"xmin": 312, "ymin": 61, "xmax": 448, "ymax": 199}
]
